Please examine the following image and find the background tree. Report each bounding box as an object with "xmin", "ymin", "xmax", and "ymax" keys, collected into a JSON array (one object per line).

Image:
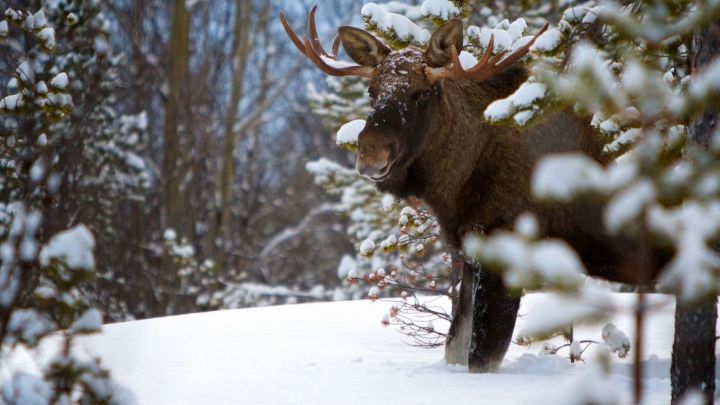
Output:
[
  {"xmin": 0, "ymin": 4, "xmax": 127, "ymax": 400},
  {"xmin": 672, "ymin": 11, "xmax": 720, "ymax": 403}
]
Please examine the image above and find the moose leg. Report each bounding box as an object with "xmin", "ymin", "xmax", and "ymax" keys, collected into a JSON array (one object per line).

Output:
[
  {"xmin": 468, "ymin": 263, "xmax": 520, "ymax": 373},
  {"xmin": 444, "ymin": 257, "xmax": 474, "ymax": 365}
]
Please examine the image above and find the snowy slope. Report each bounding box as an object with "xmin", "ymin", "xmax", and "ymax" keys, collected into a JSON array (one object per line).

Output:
[{"xmin": 6, "ymin": 293, "xmax": 719, "ymax": 404}]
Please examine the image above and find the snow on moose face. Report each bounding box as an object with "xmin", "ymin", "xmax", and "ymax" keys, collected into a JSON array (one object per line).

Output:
[{"xmin": 356, "ymin": 48, "xmax": 438, "ymax": 183}]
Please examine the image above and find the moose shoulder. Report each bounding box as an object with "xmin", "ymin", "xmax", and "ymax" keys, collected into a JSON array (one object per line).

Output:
[{"xmin": 281, "ymin": 8, "xmax": 666, "ymax": 371}]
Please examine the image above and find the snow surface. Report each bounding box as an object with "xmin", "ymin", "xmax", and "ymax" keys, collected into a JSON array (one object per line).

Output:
[
  {"xmin": 650, "ymin": 202, "xmax": 720, "ymax": 300},
  {"xmin": 319, "ymin": 55, "xmax": 358, "ymax": 69},
  {"xmin": 563, "ymin": 5, "xmax": 589, "ymax": 23},
  {"xmin": 5, "ymin": 293, "xmax": 717, "ymax": 404},
  {"xmin": 465, "ymin": 231, "xmax": 586, "ymax": 290},
  {"xmin": 336, "ymin": 119, "xmax": 365, "ymax": 147},
  {"xmin": 71, "ymin": 308, "xmax": 103, "ymax": 333},
  {"xmin": 484, "ymin": 82, "xmax": 547, "ymax": 123},
  {"xmin": 531, "ymin": 28, "xmax": 561, "ymax": 52},
  {"xmin": 361, "ymin": 3, "xmax": 431, "ymax": 44},
  {"xmin": 50, "ymin": 72, "xmax": 68, "ymax": 90},
  {"xmin": 336, "ymin": 255, "xmax": 356, "ymax": 278},
  {"xmin": 533, "ymin": 153, "xmax": 607, "ymax": 200},
  {"xmin": 381, "ymin": 194, "xmax": 395, "ymax": 212},
  {"xmin": 420, "ymin": 0, "xmax": 460, "ymax": 20},
  {"xmin": 0, "ymin": 94, "xmax": 23, "ymax": 111},
  {"xmin": 38, "ymin": 224, "xmax": 95, "ymax": 270},
  {"xmin": 36, "ymin": 27, "xmax": 55, "ymax": 49},
  {"xmin": 359, "ymin": 238, "xmax": 375, "ymax": 255},
  {"xmin": 604, "ymin": 180, "xmax": 656, "ymax": 233},
  {"xmin": 507, "ymin": 19, "xmax": 527, "ymax": 42},
  {"xmin": 469, "ymin": 27, "xmax": 513, "ymax": 52}
]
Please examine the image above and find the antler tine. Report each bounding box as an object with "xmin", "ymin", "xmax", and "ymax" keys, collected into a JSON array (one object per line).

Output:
[
  {"xmin": 281, "ymin": 6, "xmax": 377, "ymax": 78},
  {"xmin": 479, "ymin": 34, "xmax": 496, "ymax": 66},
  {"xmin": 428, "ymin": 22, "xmax": 550, "ymax": 83},
  {"xmin": 451, "ymin": 34, "xmax": 503, "ymax": 78},
  {"xmin": 493, "ymin": 22, "xmax": 549, "ymax": 71},
  {"xmin": 308, "ymin": 5, "xmax": 331, "ymax": 58},
  {"xmin": 279, "ymin": 12, "xmax": 307, "ymax": 57},
  {"xmin": 331, "ymin": 34, "xmax": 341, "ymax": 59},
  {"xmin": 302, "ymin": 37, "xmax": 375, "ymax": 78}
]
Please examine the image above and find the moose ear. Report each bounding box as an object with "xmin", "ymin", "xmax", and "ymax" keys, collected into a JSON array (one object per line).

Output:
[
  {"xmin": 426, "ymin": 19, "xmax": 464, "ymax": 67},
  {"xmin": 338, "ymin": 26, "xmax": 391, "ymax": 67}
]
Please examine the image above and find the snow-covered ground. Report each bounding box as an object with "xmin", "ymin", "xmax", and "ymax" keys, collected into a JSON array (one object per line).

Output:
[{"xmin": 5, "ymin": 293, "xmax": 719, "ymax": 404}]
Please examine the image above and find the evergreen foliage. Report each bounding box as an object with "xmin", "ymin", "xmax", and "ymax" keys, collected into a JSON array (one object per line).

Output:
[{"xmin": 0, "ymin": 2, "xmax": 124, "ymax": 401}]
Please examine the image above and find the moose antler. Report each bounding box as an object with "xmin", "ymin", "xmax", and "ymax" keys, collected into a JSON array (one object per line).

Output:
[
  {"xmin": 280, "ymin": 6, "xmax": 375, "ymax": 78},
  {"xmin": 425, "ymin": 23, "xmax": 550, "ymax": 83}
]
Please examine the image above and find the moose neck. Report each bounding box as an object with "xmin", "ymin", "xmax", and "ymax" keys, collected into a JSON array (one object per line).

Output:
[{"xmin": 411, "ymin": 67, "xmax": 529, "ymax": 246}]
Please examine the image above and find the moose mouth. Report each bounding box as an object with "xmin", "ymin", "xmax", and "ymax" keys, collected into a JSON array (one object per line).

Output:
[
  {"xmin": 358, "ymin": 161, "xmax": 392, "ymax": 182},
  {"xmin": 357, "ymin": 141, "xmax": 400, "ymax": 182},
  {"xmin": 369, "ymin": 168, "xmax": 392, "ymax": 182},
  {"xmin": 363, "ymin": 152, "xmax": 401, "ymax": 183}
]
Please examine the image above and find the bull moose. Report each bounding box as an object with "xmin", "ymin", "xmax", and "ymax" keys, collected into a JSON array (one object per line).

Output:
[{"xmin": 280, "ymin": 7, "xmax": 669, "ymax": 372}]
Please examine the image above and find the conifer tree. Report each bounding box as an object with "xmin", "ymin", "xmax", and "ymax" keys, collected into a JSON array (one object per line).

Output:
[
  {"xmin": 40, "ymin": 0, "xmax": 153, "ymax": 321},
  {"xmin": 0, "ymin": 3, "xmax": 123, "ymax": 401}
]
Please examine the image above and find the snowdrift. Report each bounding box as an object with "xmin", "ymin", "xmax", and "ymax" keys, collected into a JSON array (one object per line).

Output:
[{"xmin": 6, "ymin": 293, "xmax": 719, "ymax": 404}]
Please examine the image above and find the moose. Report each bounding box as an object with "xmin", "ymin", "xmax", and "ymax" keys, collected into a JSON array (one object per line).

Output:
[{"xmin": 280, "ymin": 7, "xmax": 670, "ymax": 372}]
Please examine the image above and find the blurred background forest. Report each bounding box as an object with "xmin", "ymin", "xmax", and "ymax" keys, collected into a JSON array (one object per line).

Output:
[{"xmin": 1, "ymin": 0, "xmax": 494, "ymax": 321}]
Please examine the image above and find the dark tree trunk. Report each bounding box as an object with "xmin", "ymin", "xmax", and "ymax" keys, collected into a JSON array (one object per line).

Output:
[
  {"xmin": 468, "ymin": 263, "xmax": 520, "ymax": 373},
  {"xmin": 671, "ymin": 15, "xmax": 720, "ymax": 405},
  {"xmin": 671, "ymin": 299, "xmax": 717, "ymax": 404},
  {"xmin": 159, "ymin": 0, "xmax": 192, "ymax": 315}
]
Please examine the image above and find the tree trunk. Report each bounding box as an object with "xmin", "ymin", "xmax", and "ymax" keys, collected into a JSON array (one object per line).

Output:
[
  {"xmin": 158, "ymin": 0, "xmax": 190, "ymax": 315},
  {"xmin": 671, "ymin": 299, "xmax": 717, "ymax": 404},
  {"xmin": 468, "ymin": 263, "xmax": 520, "ymax": 373},
  {"xmin": 209, "ymin": 0, "xmax": 253, "ymax": 273},
  {"xmin": 671, "ymin": 15, "xmax": 720, "ymax": 405}
]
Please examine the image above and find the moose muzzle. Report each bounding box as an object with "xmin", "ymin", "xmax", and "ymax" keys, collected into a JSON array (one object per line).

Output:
[{"xmin": 356, "ymin": 128, "xmax": 399, "ymax": 182}]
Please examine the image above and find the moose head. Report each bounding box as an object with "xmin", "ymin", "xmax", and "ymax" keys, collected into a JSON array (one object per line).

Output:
[{"xmin": 280, "ymin": 7, "xmax": 547, "ymax": 197}]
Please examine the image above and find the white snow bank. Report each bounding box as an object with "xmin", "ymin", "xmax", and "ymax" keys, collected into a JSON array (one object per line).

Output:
[{"xmin": 4, "ymin": 294, "xmax": 709, "ymax": 404}]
